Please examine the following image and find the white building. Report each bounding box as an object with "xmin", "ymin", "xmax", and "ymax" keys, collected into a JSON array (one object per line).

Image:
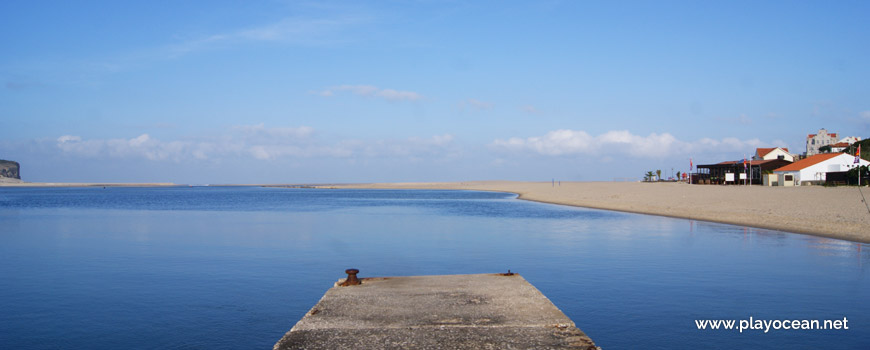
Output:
[
  {"xmin": 806, "ymin": 128, "xmax": 838, "ymax": 156},
  {"xmin": 753, "ymin": 147, "xmax": 794, "ymax": 162},
  {"xmin": 830, "ymin": 142, "xmax": 850, "ymax": 153},
  {"xmin": 839, "ymin": 136, "xmax": 862, "ymax": 145},
  {"xmin": 773, "ymin": 153, "xmax": 869, "ymax": 186}
]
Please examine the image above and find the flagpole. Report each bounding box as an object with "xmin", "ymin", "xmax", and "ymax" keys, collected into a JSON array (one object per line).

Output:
[
  {"xmin": 855, "ymin": 144, "xmax": 862, "ymax": 187},
  {"xmin": 689, "ymin": 158, "xmax": 692, "ymax": 185}
]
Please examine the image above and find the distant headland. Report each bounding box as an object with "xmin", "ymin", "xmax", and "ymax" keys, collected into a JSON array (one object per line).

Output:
[{"xmin": 0, "ymin": 159, "xmax": 22, "ymax": 183}]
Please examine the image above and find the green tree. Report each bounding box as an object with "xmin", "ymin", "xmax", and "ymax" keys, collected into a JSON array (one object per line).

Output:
[
  {"xmin": 656, "ymin": 169, "xmax": 662, "ymax": 181},
  {"xmin": 676, "ymin": 171, "xmax": 681, "ymax": 180},
  {"xmin": 846, "ymin": 165, "xmax": 869, "ymax": 185},
  {"xmin": 845, "ymin": 139, "xmax": 870, "ymax": 160},
  {"xmin": 644, "ymin": 171, "xmax": 654, "ymax": 182}
]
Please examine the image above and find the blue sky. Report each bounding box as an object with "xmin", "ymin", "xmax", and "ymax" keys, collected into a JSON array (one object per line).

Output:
[{"xmin": 2, "ymin": 1, "xmax": 868, "ymax": 183}]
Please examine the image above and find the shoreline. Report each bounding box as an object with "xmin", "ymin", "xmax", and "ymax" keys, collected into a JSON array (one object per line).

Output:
[
  {"xmin": 329, "ymin": 181, "xmax": 870, "ymax": 244},
  {"xmin": 3, "ymin": 180, "xmax": 868, "ymax": 243}
]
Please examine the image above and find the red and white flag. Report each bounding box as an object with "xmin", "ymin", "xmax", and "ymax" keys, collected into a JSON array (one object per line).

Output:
[{"xmin": 856, "ymin": 145, "xmax": 861, "ymax": 164}]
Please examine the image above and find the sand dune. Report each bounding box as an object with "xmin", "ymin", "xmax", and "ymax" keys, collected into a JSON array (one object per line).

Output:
[{"xmin": 333, "ymin": 181, "xmax": 870, "ymax": 243}]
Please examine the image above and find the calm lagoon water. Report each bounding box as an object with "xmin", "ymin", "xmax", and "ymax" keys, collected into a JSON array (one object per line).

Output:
[{"xmin": 0, "ymin": 186, "xmax": 867, "ymax": 349}]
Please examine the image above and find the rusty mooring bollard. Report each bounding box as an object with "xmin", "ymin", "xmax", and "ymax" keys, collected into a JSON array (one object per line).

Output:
[{"xmin": 340, "ymin": 268, "xmax": 361, "ymax": 286}]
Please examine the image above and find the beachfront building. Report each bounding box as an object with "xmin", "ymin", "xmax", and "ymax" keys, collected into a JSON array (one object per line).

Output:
[
  {"xmin": 830, "ymin": 142, "xmax": 850, "ymax": 153},
  {"xmin": 839, "ymin": 136, "xmax": 861, "ymax": 145},
  {"xmin": 693, "ymin": 158, "xmax": 792, "ymax": 185},
  {"xmin": 773, "ymin": 153, "xmax": 869, "ymax": 186},
  {"xmin": 753, "ymin": 147, "xmax": 794, "ymax": 162},
  {"xmin": 806, "ymin": 129, "xmax": 837, "ymax": 156}
]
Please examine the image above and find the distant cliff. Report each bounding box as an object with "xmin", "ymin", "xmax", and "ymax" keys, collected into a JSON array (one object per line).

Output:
[{"xmin": 0, "ymin": 159, "xmax": 21, "ymax": 181}]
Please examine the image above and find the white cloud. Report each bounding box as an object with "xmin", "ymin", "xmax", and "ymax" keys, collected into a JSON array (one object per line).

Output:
[
  {"xmin": 491, "ymin": 129, "xmax": 774, "ymax": 158},
  {"xmin": 57, "ymin": 135, "xmax": 82, "ymax": 143},
  {"xmin": 318, "ymin": 85, "xmax": 422, "ymax": 101},
  {"xmin": 493, "ymin": 129, "xmax": 596, "ymax": 156}
]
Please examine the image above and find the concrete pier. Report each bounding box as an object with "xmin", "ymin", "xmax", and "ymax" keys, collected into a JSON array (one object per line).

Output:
[{"xmin": 274, "ymin": 272, "xmax": 598, "ymax": 350}]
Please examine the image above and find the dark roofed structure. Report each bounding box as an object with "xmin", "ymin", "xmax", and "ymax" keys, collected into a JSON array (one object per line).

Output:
[{"xmin": 693, "ymin": 158, "xmax": 792, "ymax": 185}]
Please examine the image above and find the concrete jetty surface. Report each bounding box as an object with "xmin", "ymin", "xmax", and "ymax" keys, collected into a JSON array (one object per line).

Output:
[{"xmin": 274, "ymin": 273, "xmax": 598, "ymax": 350}]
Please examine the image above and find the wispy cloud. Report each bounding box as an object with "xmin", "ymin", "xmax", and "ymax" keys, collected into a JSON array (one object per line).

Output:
[
  {"xmin": 336, "ymin": 134, "xmax": 459, "ymax": 160},
  {"xmin": 53, "ymin": 125, "xmax": 456, "ymax": 162},
  {"xmin": 491, "ymin": 129, "xmax": 774, "ymax": 158},
  {"xmin": 457, "ymin": 98, "xmax": 492, "ymax": 111},
  {"xmin": 316, "ymin": 85, "xmax": 423, "ymax": 101},
  {"xmin": 520, "ymin": 105, "xmax": 540, "ymax": 114},
  {"xmin": 42, "ymin": 12, "xmax": 374, "ymax": 79},
  {"xmin": 5, "ymin": 81, "xmax": 39, "ymax": 91},
  {"xmin": 57, "ymin": 133, "xmax": 216, "ymax": 161},
  {"xmin": 233, "ymin": 123, "xmax": 314, "ymax": 138},
  {"xmin": 715, "ymin": 113, "xmax": 753, "ymax": 125},
  {"xmin": 166, "ymin": 15, "xmax": 371, "ymax": 58}
]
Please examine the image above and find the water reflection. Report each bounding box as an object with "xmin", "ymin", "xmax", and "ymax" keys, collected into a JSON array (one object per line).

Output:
[{"xmin": 0, "ymin": 187, "xmax": 867, "ymax": 349}]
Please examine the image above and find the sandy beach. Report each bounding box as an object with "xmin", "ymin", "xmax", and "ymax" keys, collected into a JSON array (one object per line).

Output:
[{"xmin": 332, "ymin": 181, "xmax": 870, "ymax": 243}]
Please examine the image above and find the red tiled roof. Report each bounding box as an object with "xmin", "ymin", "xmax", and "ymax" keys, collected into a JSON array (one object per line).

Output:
[
  {"xmin": 831, "ymin": 142, "xmax": 850, "ymax": 148},
  {"xmin": 774, "ymin": 153, "xmax": 843, "ymax": 172},
  {"xmin": 756, "ymin": 148, "xmax": 774, "ymax": 157},
  {"xmin": 755, "ymin": 147, "xmax": 790, "ymax": 157},
  {"xmin": 831, "ymin": 133, "xmax": 838, "ymax": 138}
]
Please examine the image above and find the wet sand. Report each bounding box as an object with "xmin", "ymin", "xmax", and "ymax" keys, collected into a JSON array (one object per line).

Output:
[{"xmin": 332, "ymin": 181, "xmax": 870, "ymax": 243}]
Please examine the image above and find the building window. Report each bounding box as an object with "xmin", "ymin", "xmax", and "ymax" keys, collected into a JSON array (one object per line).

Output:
[{"xmin": 785, "ymin": 175, "xmax": 793, "ymax": 181}]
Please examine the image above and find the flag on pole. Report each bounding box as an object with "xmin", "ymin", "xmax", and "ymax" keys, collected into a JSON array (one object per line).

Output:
[{"xmin": 690, "ymin": 158, "xmax": 693, "ymax": 171}]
